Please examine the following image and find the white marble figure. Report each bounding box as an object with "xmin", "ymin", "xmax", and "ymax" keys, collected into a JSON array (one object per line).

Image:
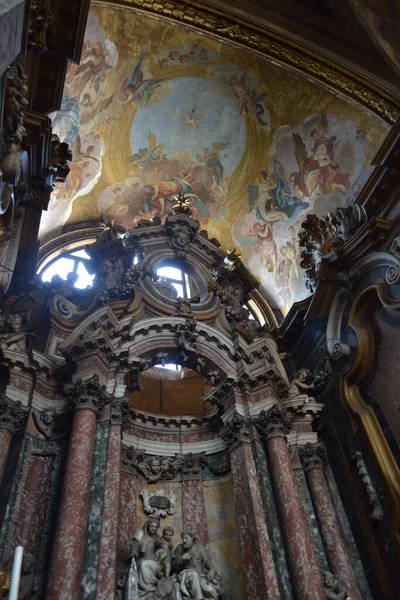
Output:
[
  {"xmin": 173, "ymin": 529, "xmax": 220, "ymax": 600},
  {"xmin": 288, "ymin": 368, "xmax": 315, "ymax": 402},
  {"xmin": 0, "ymin": 314, "xmax": 28, "ymax": 352}
]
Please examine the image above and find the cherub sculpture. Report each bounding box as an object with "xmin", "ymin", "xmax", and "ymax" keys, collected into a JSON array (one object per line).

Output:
[
  {"xmin": 288, "ymin": 368, "xmax": 315, "ymax": 402},
  {"xmin": 323, "ymin": 571, "xmax": 348, "ymax": 600},
  {"xmin": 0, "ymin": 314, "xmax": 30, "ymax": 353}
]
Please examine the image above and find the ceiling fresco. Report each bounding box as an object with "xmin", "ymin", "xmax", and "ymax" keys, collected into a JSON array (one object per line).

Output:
[{"xmin": 40, "ymin": 3, "xmax": 389, "ymax": 314}]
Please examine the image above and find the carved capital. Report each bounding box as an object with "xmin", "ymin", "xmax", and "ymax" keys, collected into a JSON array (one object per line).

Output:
[
  {"xmin": 64, "ymin": 375, "xmax": 111, "ymax": 415},
  {"xmin": 298, "ymin": 442, "xmax": 327, "ymax": 471},
  {"xmin": 110, "ymin": 396, "xmax": 130, "ymax": 424},
  {"xmin": 0, "ymin": 394, "xmax": 27, "ymax": 433},
  {"xmin": 253, "ymin": 404, "xmax": 292, "ymax": 439},
  {"xmin": 177, "ymin": 452, "xmax": 206, "ymax": 479},
  {"xmin": 219, "ymin": 412, "xmax": 252, "ymax": 448}
]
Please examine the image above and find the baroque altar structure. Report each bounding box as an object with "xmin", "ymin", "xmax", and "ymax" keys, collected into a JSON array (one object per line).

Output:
[{"xmin": 1, "ymin": 0, "xmax": 400, "ymax": 599}]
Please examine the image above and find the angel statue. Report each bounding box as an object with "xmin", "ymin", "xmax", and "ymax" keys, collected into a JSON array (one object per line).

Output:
[
  {"xmin": 288, "ymin": 368, "xmax": 315, "ymax": 402},
  {"xmin": 292, "ymin": 114, "xmax": 349, "ymax": 204}
]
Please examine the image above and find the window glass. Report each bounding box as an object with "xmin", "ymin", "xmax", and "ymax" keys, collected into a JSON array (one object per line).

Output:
[{"xmin": 40, "ymin": 248, "xmax": 94, "ymax": 289}]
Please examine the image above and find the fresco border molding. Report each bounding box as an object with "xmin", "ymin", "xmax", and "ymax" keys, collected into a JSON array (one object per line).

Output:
[{"xmin": 96, "ymin": 0, "xmax": 400, "ymax": 125}]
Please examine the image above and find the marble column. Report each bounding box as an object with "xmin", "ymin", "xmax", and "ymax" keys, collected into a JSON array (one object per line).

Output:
[
  {"xmin": 0, "ymin": 395, "xmax": 26, "ymax": 485},
  {"xmin": 180, "ymin": 454, "xmax": 208, "ymax": 545},
  {"xmin": 254, "ymin": 406, "xmax": 326, "ymax": 600},
  {"xmin": 96, "ymin": 397, "xmax": 129, "ymax": 600},
  {"xmin": 299, "ymin": 443, "xmax": 361, "ymax": 600},
  {"xmin": 47, "ymin": 376, "xmax": 110, "ymax": 600},
  {"xmin": 220, "ymin": 413, "xmax": 280, "ymax": 600}
]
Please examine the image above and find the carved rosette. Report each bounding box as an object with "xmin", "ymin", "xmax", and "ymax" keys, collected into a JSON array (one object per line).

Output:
[
  {"xmin": 0, "ymin": 395, "xmax": 27, "ymax": 433},
  {"xmin": 110, "ymin": 396, "xmax": 130, "ymax": 424},
  {"xmin": 64, "ymin": 375, "xmax": 111, "ymax": 415},
  {"xmin": 253, "ymin": 404, "xmax": 292, "ymax": 440},
  {"xmin": 298, "ymin": 443, "xmax": 327, "ymax": 471},
  {"xmin": 219, "ymin": 412, "xmax": 252, "ymax": 448}
]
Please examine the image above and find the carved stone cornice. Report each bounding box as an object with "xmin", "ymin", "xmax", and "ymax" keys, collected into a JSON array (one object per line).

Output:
[
  {"xmin": 0, "ymin": 395, "xmax": 27, "ymax": 434},
  {"xmin": 110, "ymin": 396, "xmax": 130, "ymax": 424},
  {"xmin": 64, "ymin": 375, "xmax": 111, "ymax": 415},
  {"xmin": 219, "ymin": 412, "xmax": 252, "ymax": 448},
  {"xmin": 253, "ymin": 404, "xmax": 292, "ymax": 439},
  {"xmin": 99, "ymin": 0, "xmax": 399, "ymax": 124},
  {"xmin": 298, "ymin": 442, "xmax": 327, "ymax": 471}
]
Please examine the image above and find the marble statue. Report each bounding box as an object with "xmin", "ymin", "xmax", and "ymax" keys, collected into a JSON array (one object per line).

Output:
[
  {"xmin": 288, "ymin": 368, "xmax": 315, "ymax": 402},
  {"xmin": 323, "ymin": 571, "xmax": 347, "ymax": 600},
  {"xmin": 129, "ymin": 516, "xmax": 173, "ymax": 599},
  {"xmin": 173, "ymin": 529, "xmax": 221, "ymax": 600},
  {"xmin": 0, "ymin": 314, "xmax": 28, "ymax": 352}
]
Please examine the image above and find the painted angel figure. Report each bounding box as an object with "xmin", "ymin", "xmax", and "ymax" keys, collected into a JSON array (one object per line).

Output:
[
  {"xmin": 247, "ymin": 171, "xmax": 288, "ymax": 223},
  {"xmin": 127, "ymin": 132, "xmax": 167, "ymax": 166},
  {"xmin": 197, "ymin": 143, "xmax": 229, "ymax": 186},
  {"xmin": 122, "ymin": 54, "xmax": 164, "ymax": 107},
  {"xmin": 293, "ymin": 114, "xmax": 349, "ymax": 203}
]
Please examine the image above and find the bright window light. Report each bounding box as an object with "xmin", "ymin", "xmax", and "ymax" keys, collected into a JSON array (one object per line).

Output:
[
  {"xmin": 75, "ymin": 261, "xmax": 95, "ymax": 289},
  {"xmin": 71, "ymin": 249, "xmax": 91, "ymax": 259},
  {"xmin": 41, "ymin": 257, "xmax": 75, "ymax": 282},
  {"xmin": 157, "ymin": 266, "xmax": 182, "ymax": 280},
  {"xmin": 154, "ymin": 363, "xmax": 182, "ymax": 371},
  {"xmin": 40, "ymin": 246, "xmax": 95, "ymax": 289}
]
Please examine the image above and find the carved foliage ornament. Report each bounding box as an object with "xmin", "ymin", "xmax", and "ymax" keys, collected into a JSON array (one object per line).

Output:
[
  {"xmin": 64, "ymin": 375, "xmax": 111, "ymax": 415},
  {"xmin": 298, "ymin": 206, "xmax": 366, "ymax": 293},
  {"xmin": 110, "ymin": 396, "xmax": 130, "ymax": 423},
  {"xmin": 298, "ymin": 442, "xmax": 327, "ymax": 470},
  {"xmin": 27, "ymin": 0, "xmax": 54, "ymax": 53},
  {"xmin": 253, "ymin": 405, "xmax": 292, "ymax": 439},
  {"xmin": 219, "ymin": 412, "xmax": 252, "ymax": 447},
  {"xmin": 351, "ymin": 450, "xmax": 383, "ymax": 522},
  {"xmin": 0, "ymin": 395, "xmax": 27, "ymax": 433}
]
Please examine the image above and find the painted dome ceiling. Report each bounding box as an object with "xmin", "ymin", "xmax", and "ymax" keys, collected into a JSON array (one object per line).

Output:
[{"xmin": 40, "ymin": 1, "xmax": 391, "ymax": 315}]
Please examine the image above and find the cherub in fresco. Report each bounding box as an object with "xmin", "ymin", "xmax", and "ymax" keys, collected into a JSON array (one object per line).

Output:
[
  {"xmin": 272, "ymin": 160, "xmax": 310, "ymax": 220},
  {"xmin": 278, "ymin": 242, "xmax": 299, "ymax": 278},
  {"xmin": 293, "ymin": 114, "xmax": 349, "ymax": 203},
  {"xmin": 226, "ymin": 73, "xmax": 268, "ymax": 128},
  {"xmin": 249, "ymin": 222, "xmax": 278, "ymax": 283},
  {"xmin": 123, "ymin": 54, "xmax": 165, "ymax": 107}
]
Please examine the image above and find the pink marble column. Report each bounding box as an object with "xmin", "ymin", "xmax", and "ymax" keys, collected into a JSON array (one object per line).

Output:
[
  {"xmin": 300, "ymin": 443, "xmax": 361, "ymax": 600},
  {"xmin": 220, "ymin": 413, "xmax": 280, "ymax": 600},
  {"xmin": 255, "ymin": 406, "xmax": 326, "ymax": 600},
  {"xmin": 96, "ymin": 397, "xmax": 129, "ymax": 600},
  {"xmin": 0, "ymin": 397, "xmax": 26, "ymax": 484},
  {"xmin": 181, "ymin": 454, "xmax": 208, "ymax": 545},
  {"xmin": 47, "ymin": 376, "xmax": 109, "ymax": 600},
  {"xmin": 118, "ymin": 470, "xmax": 138, "ymax": 563}
]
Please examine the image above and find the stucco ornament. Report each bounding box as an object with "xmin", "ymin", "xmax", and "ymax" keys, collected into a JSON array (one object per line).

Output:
[
  {"xmin": 0, "ymin": 313, "xmax": 30, "ymax": 353},
  {"xmin": 288, "ymin": 368, "xmax": 315, "ymax": 402},
  {"xmin": 323, "ymin": 571, "xmax": 348, "ymax": 600},
  {"xmin": 32, "ymin": 408, "xmax": 58, "ymax": 439},
  {"xmin": 167, "ymin": 221, "xmax": 195, "ymax": 258},
  {"xmin": 351, "ymin": 450, "xmax": 383, "ymax": 522},
  {"xmin": 298, "ymin": 205, "xmax": 366, "ymax": 293},
  {"xmin": 140, "ymin": 488, "xmax": 177, "ymax": 517}
]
